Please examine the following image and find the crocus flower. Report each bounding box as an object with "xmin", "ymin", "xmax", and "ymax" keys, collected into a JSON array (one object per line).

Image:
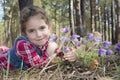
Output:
[
  {"xmin": 106, "ymin": 49, "xmax": 113, "ymax": 55},
  {"xmin": 81, "ymin": 44, "xmax": 86, "ymax": 49},
  {"xmin": 115, "ymin": 42, "xmax": 120, "ymax": 52},
  {"xmin": 77, "ymin": 41, "xmax": 81, "ymax": 47},
  {"xmin": 61, "ymin": 27, "xmax": 70, "ymax": 33},
  {"xmin": 103, "ymin": 41, "xmax": 111, "ymax": 48},
  {"xmin": 93, "ymin": 32, "xmax": 102, "ymax": 38},
  {"xmin": 94, "ymin": 38, "xmax": 101, "ymax": 42},
  {"xmin": 78, "ymin": 43, "xmax": 86, "ymax": 50},
  {"xmin": 71, "ymin": 34, "xmax": 80, "ymax": 42},
  {"xmin": 87, "ymin": 33, "xmax": 94, "ymax": 40},
  {"xmin": 49, "ymin": 34, "xmax": 58, "ymax": 42},
  {"xmin": 60, "ymin": 36, "xmax": 68, "ymax": 43},
  {"xmin": 93, "ymin": 32, "xmax": 102, "ymax": 42},
  {"xmin": 63, "ymin": 47, "xmax": 70, "ymax": 52},
  {"xmin": 98, "ymin": 48, "xmax": 106, "ymax": 56}
]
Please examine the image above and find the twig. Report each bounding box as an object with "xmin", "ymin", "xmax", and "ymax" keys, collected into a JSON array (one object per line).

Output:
[{"xmin": 38, "ymin": 53, "xmax": 57, "ymax": 79}]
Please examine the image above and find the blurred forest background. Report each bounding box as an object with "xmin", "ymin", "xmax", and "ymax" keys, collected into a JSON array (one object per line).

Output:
[{"xmin": 0, "ymin": 0, "xmax": 120, "ymax": 47}]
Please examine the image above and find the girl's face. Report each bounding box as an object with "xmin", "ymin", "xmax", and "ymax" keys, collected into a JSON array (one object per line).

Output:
[{"xmin": 25, "ymin": 15, "xmax": 50, "ymax": 47}]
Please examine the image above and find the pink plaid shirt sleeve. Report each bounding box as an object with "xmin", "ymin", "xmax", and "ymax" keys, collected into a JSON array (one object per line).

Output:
[{"xmin": 15, "ymin": 40, "xmax": 49, "ymax": 67}]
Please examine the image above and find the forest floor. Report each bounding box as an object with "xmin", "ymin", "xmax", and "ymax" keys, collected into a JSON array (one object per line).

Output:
[{"xmin": 0, "ymin": 54, "xmax": 120, "ymax": 80}]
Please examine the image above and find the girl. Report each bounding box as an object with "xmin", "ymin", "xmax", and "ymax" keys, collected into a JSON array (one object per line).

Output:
[{"xmin": 0, "ymin": 6, "xmax": 78, "ymax": 69}]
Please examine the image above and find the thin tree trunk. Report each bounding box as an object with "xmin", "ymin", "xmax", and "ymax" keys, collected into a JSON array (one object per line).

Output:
[
  {"xmin": 81, "ymin": 0, "xmax": 86, "ymax": 36},
  {"xmin": 8, "ymin": 0, "xmax": 14, "ymax": 46},
  {"xmin": 98, "ymin": 0, "xmax": 101, "ymax": 32},
  {"xmin": 103, "ymin": 3, "xmax": 107, "ymax": 41},
  {"xmin": 4, "ymin": 0, "xmax": 14, "ymax": 46},
  {"xmin": 107, "ymin": 8, "xmax": 110, "ymax": 41},
  {"xmin": 69, "ymin": 0, "xmax": 75, "ymax": 35},
  {"xmin": 90, "ymin": 0, "xmax": 96, "ymax": 32},
  {"xmin": 111, "ymin": 1, "xmax": 116, "ymax": 44},
  {"xmin": 3, "ymin": 0, "xmax": 6, "ymax": 45},
  {"xmin": 75, "ymin": 0, "xmax": 83, "ymax": 37}
]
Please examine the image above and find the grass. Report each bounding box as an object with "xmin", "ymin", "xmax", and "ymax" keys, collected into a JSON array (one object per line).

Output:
[
  {"xmin": 0, "ymin": 30, "xmax": 120, "ymax": 80},
  {"xmin": 0, "ymin": 53, "xmax": 120, "ymax": 80}
]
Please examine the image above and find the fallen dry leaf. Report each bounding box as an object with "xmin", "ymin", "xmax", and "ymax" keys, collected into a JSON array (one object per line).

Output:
[{"xmin": 90, "ymin": 59, "xmax": 99, "ymax": 70}]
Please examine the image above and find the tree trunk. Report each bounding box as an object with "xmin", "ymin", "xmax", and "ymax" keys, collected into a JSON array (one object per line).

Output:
[
  {"xmin": 111, "ymin": 1, "xmax": 116, "ymax": 44},
  {"xmin": 103, "ymin": 2, "xmax": 107, "ymax": 41},
  {"xmin": 75, "ymin": 0, "xmax": 83, "ymax": 37},
  {"xmin": 90, "ymin": 0, "xmax": 96, "ymax": 32},
  {"xmin": 9, "ymin": 0, "xmax": 14, "ymax": 46},
  {"xmin": 81, "ymin": 0, "xmax": 86, "ymax": 36},
  {"xmin": 69, "ymin": 0, "xmax": 75, "ymax": 35},
  {"xmin": 4, "ymin": 0, "xmax": 14, "ymax": 46},
  {"xmin": 3, "ymin": 0, "xmax": 6, "ymax": 45},
  {"xmin": 18, "ymin": 0, "xmax": 33, "ymax": 11},
  {"xmin": 115, "ymin": 0, "xmax": 120, "ymax": 42}
]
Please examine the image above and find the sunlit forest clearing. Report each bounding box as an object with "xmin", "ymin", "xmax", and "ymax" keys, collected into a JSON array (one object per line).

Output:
[{"xmin": 0, "ymin": 0, "xmax": 120, "ymax": 80}]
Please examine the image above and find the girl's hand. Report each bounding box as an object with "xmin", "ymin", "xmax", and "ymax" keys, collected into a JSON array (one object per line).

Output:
[
  {"xmin": 47, "ymin": 41, "xmax": 58, "ymax": 56},
  {"xmin": 63, "ymin": 48, "xmax": 78, "ymax": 62}
]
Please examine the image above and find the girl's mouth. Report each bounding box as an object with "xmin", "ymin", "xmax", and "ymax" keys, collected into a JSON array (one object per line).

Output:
[{"xmin": 37, "ymin": 38, "xmax": 45, "ymax": 41}]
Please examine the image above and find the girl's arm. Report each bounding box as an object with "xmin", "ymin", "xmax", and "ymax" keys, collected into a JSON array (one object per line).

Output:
[{"xmin": 15, "ymin": 40, "xmax": 48, "ymax": 67}]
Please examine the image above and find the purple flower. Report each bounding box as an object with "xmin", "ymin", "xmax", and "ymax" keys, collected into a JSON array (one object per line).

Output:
[
  {"xmin": 106, "ymin": 49, "xmax": 113, "ymax": 55},
  {"xmin": 61, "ymin": 27, "xmax": 70, "ymax": 33},
  {"xmin": 93, "ymin": 32, "xmax": 102, "ymax": 38},
  {"xmin": 93, "ymin": 32, "xmax": 102, "ymax": 42},
  {"xmin": 71, "ymin": 34, "xmax": 80, "ymax": 42},
  {"xmin": 87, "ymin": 33, "xmax": 94, "ymax": 40},
  {"xmin": 49, "ymin": 34, "xmax": 58, "ymax": 42},
  {"xmin": 77, "ymin": 41, "xmax": 81, "ymax": 47},
  {"xmin": 103, "ymin": 41, "xmax": 111, "ymax": 48},
  {"xmin": 63, "ymin": 47, "xmax": 70, "ymax": 52},
  {"xmin": 94, "ymin": 38, "xmax": 101, "ymax": 42},
  {"xmin": 60, "ymin": 36, "xmax": 68, "ymax": 43},
  {"xmin": 98, "ymin": 48, "xmax": 106, "ymax": 56},
  {"xmin": 80, "ymin": 44, "xmax": 86, "ymax": 49},
  {"xmin": 115, "ymin": 42, "xmax": 120, "ymax": 52}
]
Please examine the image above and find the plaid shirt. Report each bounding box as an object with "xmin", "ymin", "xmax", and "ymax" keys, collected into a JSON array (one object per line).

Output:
[{"xmin": 0, "ymin": 40, "xmax": 50, "ymax": 69}]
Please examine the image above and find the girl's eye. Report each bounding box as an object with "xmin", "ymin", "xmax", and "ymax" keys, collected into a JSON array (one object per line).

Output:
[
  {"xmin": 28, "ymin": 29, "xmax": 35, "ymax": 33},
  {"xmin": 40, "ymin": 26, "xmax": 46, "ymax": 30}
]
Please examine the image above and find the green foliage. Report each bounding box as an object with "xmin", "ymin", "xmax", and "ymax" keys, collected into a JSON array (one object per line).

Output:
[
  {"xmin": 2, "ymin": 0, "xmax": 19, "ymax": 20},
  {"xmin": 34, "ymin": 0, "xmax": 70, "ymax": 33}
]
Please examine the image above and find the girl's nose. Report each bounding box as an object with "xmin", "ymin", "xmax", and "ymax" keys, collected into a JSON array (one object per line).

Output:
[{"xmin": 36, "ymin": 30, "xmax": 42, "ymax": 37}]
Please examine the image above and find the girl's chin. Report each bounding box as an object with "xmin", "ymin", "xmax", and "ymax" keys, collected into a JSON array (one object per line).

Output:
[
  {"xmin": 37, "ymin": 43, "xmax": 45, "ymax": 46},
  {"xmin": 36, "ymin": 42, "xmax": 46, "ymax": 47}
]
